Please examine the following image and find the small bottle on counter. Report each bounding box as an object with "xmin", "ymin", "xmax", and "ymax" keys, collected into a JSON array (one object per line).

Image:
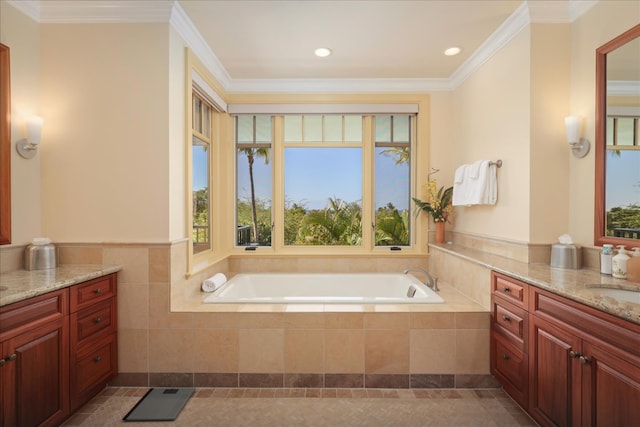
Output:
[
  {"xmin": 601, "ymin": 244, "xmax": 613, "ymax": 275},
  {"xmin": 612, "ymin": 245, "xmax": 629, "ymax": 279},
  {"xmin": 626, "ymin": 247, "xmax": 640, "ymax": 282}
]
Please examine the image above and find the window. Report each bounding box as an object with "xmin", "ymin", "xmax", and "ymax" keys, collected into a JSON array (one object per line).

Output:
[
  {"xmin": 284, "ymin": 115, "xmax": 363, "ymax": 246},
  {"xmin": 605, "ymin": 114, "xmax": 640, "ymax": 238},
  {"xmin": 192, "ymin": 93, "xmax": 212, "ymax": 254},
  {"xmin": 374, "ymin": 115, "xmax": 411, "ymax": 246},
  {"xmin": 234, "ymin": 113, "xmax": 414, "ymax": 249},
  {"xmin": 236, "ymin": 115, "xmax": 273, "ymax": 246}
]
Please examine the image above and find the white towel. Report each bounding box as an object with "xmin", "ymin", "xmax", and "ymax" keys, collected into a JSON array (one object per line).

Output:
[
  {"xmin": 452, "ymin": 160, "xmax": 497, "ymax": 206},
  {"xmin": 452, "ymin": 165, "xmax": 470, "ymax": 206},
  {"xmin": 202, "ymin": 273, "xmax": 227, "ymax": 292}
]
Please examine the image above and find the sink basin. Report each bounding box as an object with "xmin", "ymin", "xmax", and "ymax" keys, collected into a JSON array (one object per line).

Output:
[{"xmin": 585, "ymin": 288, "xmax": 640, "ymax": 304}]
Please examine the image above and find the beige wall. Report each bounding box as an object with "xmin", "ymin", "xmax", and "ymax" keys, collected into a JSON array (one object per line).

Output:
[
  {"xmin": 568, "ymin": 1, "xmax": 640, "ymax": 245},
  {"xmin": 451, "ymin": 29, "xmax": 531, "ymax": 242},
  {"xmin": 39, "ymin": 23, "xmax": 173, "ymax": 243},
  {"xmin": 0, "ymin": 2, "xmax": 42, "ymax": 245}
]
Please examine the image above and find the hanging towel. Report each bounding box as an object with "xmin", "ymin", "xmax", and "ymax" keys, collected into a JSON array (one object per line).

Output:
[{"xmin": 452, "ymin": 160, "xmax": 498, "ymax": 206}]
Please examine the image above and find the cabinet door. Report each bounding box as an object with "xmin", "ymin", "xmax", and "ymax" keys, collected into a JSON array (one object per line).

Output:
[
  {"xmin": 581, "ymin": 341, "xmax": 640, "ymax": 427},
  {"xmin": 3, "ymin": 317, "xmax": 69, "ymax": 427},
  {"xmin": 529, "ymin": 315, "xmax": 581, "ymax": 427}
]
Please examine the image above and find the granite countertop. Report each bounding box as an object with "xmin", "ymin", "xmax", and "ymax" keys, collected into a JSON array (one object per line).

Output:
[
  {"xmin": 0, "ymin": 264, "xmax": 122, "ymax": 307},
  {"xmin": 430, "ymin": 243, "xmax": 640, "ymax": 325}
]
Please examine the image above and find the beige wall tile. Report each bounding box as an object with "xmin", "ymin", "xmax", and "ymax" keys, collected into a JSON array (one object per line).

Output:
[
  {"xmin": 284, "ymin": 313, "xmax": 324, "ymax": 329},
  {"xmin": 149, "ymin": 246, "xmax": 170, "ymax": 284},
  {"xmin": 455, "ymin": 330, "xmax": 490, "ymax": 374},
  {"xmin": 193, "ymin": 329, "xmax": 239, "ymax": 372},
  {"xmin": 239, "ymin": 329, "xmax": 284, "ymax": 373},
  {"xmin": 117, "ymin": 283, "xmax": 148, "ymax": 330},
  {"xmin": 324, "ymin": 313, "xmax": 364, "ymax": 329},
  {"xmin": 192, "ymin": 312, "xmax": 240, "ymax": 329},
  {"xmin": 325, "ymin": 329, "xmax": 364, "ymax": 373},
  {"xmin": 148, "ymin": 329, "xmax": 194, "ymax": 373},
  {"xmin": 170, "ymin": 241, "xmax": 188, "ymax": 284},
  {"xmin": 410, "ymin": 330, "xmax": 456, "ymax": 373},
  {"xmin": 118, "ymin": 329, "xmax": 148, "ymax": 372},
  {"xmin": 103, "ymin": 247, "xmax": 149, "ymax": 284},
  {"xmin": 58, "ymin": 245, "xmax": 103, "ymax": 264},
  {"xmin": 410, "ymin": 313, "xmax": 455, "ymax": 329},
  {"xmin": 284, "ymin": 329, "xmax": 324, "ymax": 373},
  {"xmin": 237, "ymin": 313, "xmax": 284, "ymax": 329},
  {"xmin": 148, "ymin": 283, "xmax": 193, "ymax": 329},
  {"xmin": 365, "ymin": 330, "xmax": 409, "ymax": 374},
  {"xmin": 455, "ymin": 312, "xmax": 489, "ymax": 329},
  {"xmin": 364, "ymin": 313, "xmax": 410, "ymax": 329}
]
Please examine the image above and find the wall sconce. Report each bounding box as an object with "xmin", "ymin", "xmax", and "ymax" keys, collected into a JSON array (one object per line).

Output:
[
  {"xmin": 564, "ymin": 115, "xmax": 590, "ymax": 158},
  {"xmin": 16, "ymin": 115, "xmax": 43, "ymax": 159}
]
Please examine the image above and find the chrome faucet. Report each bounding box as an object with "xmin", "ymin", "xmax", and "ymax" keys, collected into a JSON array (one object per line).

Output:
[{"xmin": 403, "ymin": 268, "xmax": 439, "ymax": 292}]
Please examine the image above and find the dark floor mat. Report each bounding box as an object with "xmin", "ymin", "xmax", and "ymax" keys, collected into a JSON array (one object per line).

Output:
[{"xmin": 123, "ymin": 387, "xmax": 194, "ymax": 422}]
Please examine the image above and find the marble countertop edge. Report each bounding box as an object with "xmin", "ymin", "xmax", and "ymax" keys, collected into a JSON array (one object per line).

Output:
[{"xmin": 429, "ymin": 243, "xmax": 640, "ymax": 325}]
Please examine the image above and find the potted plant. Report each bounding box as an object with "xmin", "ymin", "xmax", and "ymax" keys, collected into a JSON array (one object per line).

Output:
[{"xmin": 412, "ymin": 169, "xmax": 453, "ymax": 244}]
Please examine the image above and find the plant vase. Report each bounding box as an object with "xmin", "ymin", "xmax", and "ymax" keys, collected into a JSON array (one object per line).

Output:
[{"xmin": 435, "ymin": 222, "xmax": 445, "ymax": 244}]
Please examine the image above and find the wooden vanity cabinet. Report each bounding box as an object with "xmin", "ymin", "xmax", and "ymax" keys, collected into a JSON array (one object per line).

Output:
[
  {"xmin": 490, "ymin": 272, "xmax": 529, "ymax": 409},
  {"xmin": 0, "ymin": 289, "xmax": 70, "ymax": 427},
  {"xmin": 69, "ymin": 274, "xmax": 118, "ymax": 411},
  {"xmin": 0, "ymin": 273, "xmax": 118, "ymax": 427},
  {"xmin": 530, "ymin": 286, "xmax": 640, "ymax": 427}
]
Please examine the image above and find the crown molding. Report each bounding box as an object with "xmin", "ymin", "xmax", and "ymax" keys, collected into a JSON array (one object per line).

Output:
[{"xmin": 6, "ymin": 0, "xmax": 597, "ymax": 93}]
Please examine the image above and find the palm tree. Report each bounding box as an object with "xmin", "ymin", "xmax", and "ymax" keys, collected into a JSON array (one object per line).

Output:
[
  {"xmin": 238, "ymin": 147, "xmax": 270, "ymax": 243},
  {"xmin": 302, "ymin": 198, "xmax": 362, "ymax": 245}
]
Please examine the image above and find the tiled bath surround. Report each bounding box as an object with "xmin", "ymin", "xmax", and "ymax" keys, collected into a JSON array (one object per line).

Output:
[{"xmin": 3, "ymin": 233, "xmax": 596, "ymax": 390}]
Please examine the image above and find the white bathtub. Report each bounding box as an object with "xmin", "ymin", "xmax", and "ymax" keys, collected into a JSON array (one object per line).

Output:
[{"xmin": 203, "ymin": 273, "xmax": 444, "ymax": 304}]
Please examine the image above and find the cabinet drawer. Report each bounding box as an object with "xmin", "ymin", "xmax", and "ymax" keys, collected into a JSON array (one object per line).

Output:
[
  {"xmin": 71, "ymin": 298, "xmax": 115, "ymax": 348},
  {"xmin": 72, "ymin": 333, "xmax": 117, "ymax": 409},
  {"xmin": 492, "ymin": 272, "xmax": 528, "ymax": 307},
  {"xmin": 0, "ymin": 289, "xmax": 68, "ymax": 341},
  {"xmin": 492, "ymin": 298, "xmax": 527, "ymax": 349},
  {"xmin": 491, "ymin": 333, "xmax": 528, "ymax": 408},
  {"xmin": 70, "ymin": 274, "xmax": 116, "ymax": 312}
]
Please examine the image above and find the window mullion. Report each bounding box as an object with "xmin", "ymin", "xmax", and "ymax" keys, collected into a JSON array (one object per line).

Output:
[
  {"xmin": 273, "ymin": 116, "xmax": 285, "ymax": 250},
  {"xmin": 362, "ymin": 116, "xmax": 374, "ymax": 249}
]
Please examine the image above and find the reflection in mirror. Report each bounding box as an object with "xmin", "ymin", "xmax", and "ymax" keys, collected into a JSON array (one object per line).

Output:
[
  {"xmin": 596, "ymin": 24, "xmax": 640, "ymax": 246},
  {"xmin": 0, "ymin": 43, "xmax": 10, "ymax": 245}
]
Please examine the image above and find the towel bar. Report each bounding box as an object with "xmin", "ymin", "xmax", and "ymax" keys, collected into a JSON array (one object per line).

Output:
[{"xmin": 489, "ymin": 160, "xmax": 502, "ymax": 168}]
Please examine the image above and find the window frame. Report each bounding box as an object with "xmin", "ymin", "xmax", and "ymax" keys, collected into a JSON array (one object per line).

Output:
[{"xmin": 232, "ymin": 113, "xmax": 417, "ymax": 253}]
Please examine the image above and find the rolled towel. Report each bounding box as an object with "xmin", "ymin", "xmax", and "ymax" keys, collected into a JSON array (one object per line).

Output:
[{"xmin": 202, "ymin": 272, "xmax": 227, "ymax": 292}]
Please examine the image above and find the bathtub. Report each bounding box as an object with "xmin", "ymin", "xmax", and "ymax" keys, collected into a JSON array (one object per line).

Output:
[{"xmin": 203, "ymin": 273, "xmax": 444, "ymax": 304}]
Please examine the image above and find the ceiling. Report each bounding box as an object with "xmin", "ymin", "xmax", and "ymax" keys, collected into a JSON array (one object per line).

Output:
[
  {"xmin": 178, "ymin": 0, "xmax": 522, "ymax": 80},
  {"xmin": 11, "ymin": 0, "xmax": 597, "ymax": 92}
]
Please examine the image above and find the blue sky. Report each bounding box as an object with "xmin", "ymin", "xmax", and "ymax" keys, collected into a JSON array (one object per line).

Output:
[
  {"xmin": 234, "ymin": 147, "xmax": 410, "ymax": 211},
  {"xmin": 606, "ymin": 151, "xmax": 640, "ymax": 209}
]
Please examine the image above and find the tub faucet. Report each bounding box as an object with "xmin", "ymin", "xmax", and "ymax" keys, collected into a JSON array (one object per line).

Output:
[{"xmin": 403, "ymin": 268, "xmax": 439, "ymax": 292}]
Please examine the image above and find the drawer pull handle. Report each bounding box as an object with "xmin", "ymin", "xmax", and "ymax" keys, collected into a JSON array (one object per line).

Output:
[
  {"xmin": 502, "ymin": 354, "xmax": 510, "ymax": 361},
  {"xmin": 0, "ymin": 359, "xmax": 4, "ymax": 367},
  {"xmin": 502, "ymin": 315, "xmax": 510, "ymax": 322},
  {"xmin": 93, "ymin": 288, "xmax": 102, "ymax": 295},
  {"xmin": 503, "ymin": 287, "xmax": 510, "ymax": 293},
  {"xmin": 579, "ymin": 356, "xmax": 591, "ymax": 365},
  {"xmin": 569, "ymin": 350, "xmax": 581, "ymax": 359},
  {"xmin": 5, "ymin": 354, "xmax": 17, "ymax": 362},
  {"xmin": 93, "ymin": 356, "xmax": 102, "ymax": 363},
  {"xmin": 94, "ymin": 317, "xmax": 102, "ymax": 324}
]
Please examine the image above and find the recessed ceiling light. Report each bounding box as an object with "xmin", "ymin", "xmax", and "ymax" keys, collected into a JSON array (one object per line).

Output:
[
  {"xmin": 314, "ymin": 47, "xmax": 332, "ymax": 57},
  {"xmin": 444, "ymin": 46, "xmax": 462, "ymax": 56}
]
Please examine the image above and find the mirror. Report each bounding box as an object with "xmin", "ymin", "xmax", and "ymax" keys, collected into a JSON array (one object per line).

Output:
[
  {"xmin": 595, "ymin": 24, "xmax": 640, "ymax": 247},
  {"xmin": 0, "ymin": 43, "xmax": 10, "ymax": 245}
]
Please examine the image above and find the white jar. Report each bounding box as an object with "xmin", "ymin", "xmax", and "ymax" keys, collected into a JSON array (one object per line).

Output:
[{"xmin": 612, "ymin": 245, "xmax": 630, "ymax": 279}]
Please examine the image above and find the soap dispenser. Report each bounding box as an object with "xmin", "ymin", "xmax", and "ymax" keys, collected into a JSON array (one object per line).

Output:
[
  {"xmin": 612, "ymin": 245, "xmax": 629, "ymax": 279},
  {"xmin": 627, "ymin": 247, "xmax": 640, "ymax": 282}
]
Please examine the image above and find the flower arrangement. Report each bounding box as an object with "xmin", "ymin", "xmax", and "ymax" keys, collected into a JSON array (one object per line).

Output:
[{"xmin": 412, "ymin": 169, "xmax": 453, "ymax": 223}]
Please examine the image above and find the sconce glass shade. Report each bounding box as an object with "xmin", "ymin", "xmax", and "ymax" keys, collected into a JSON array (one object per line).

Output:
[
  {"xmin": 16, "ymin": 115, "xmax": 43, "ymax": 159},
  {"xmin": 564, "ymin": 115, "xmax": 590, "ymax": 158},
  {"xmin": 26, "ymin": 115, "xmax": 43, "ymax": 145}
]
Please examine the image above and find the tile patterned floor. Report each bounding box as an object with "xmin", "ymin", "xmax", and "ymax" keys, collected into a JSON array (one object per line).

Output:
[{"xmin": 62, "ymin": 387, "xmax": 538, "ymax": 426}]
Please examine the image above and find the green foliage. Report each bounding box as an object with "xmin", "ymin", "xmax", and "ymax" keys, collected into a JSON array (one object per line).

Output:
[
  {"xmin": 292, "ymin": 198, "xmax": 362, "ymax": 246},
  {"xmin": 606, "ymin": 204, "xmax": 640, "ymax": 236},
  {"xmin": 375, "ymin": 203, "xmax": 409, "ymax": 245},
  {"xmin": 237, "ymin": 198, "xmax": 272, "ymax": 245}
]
